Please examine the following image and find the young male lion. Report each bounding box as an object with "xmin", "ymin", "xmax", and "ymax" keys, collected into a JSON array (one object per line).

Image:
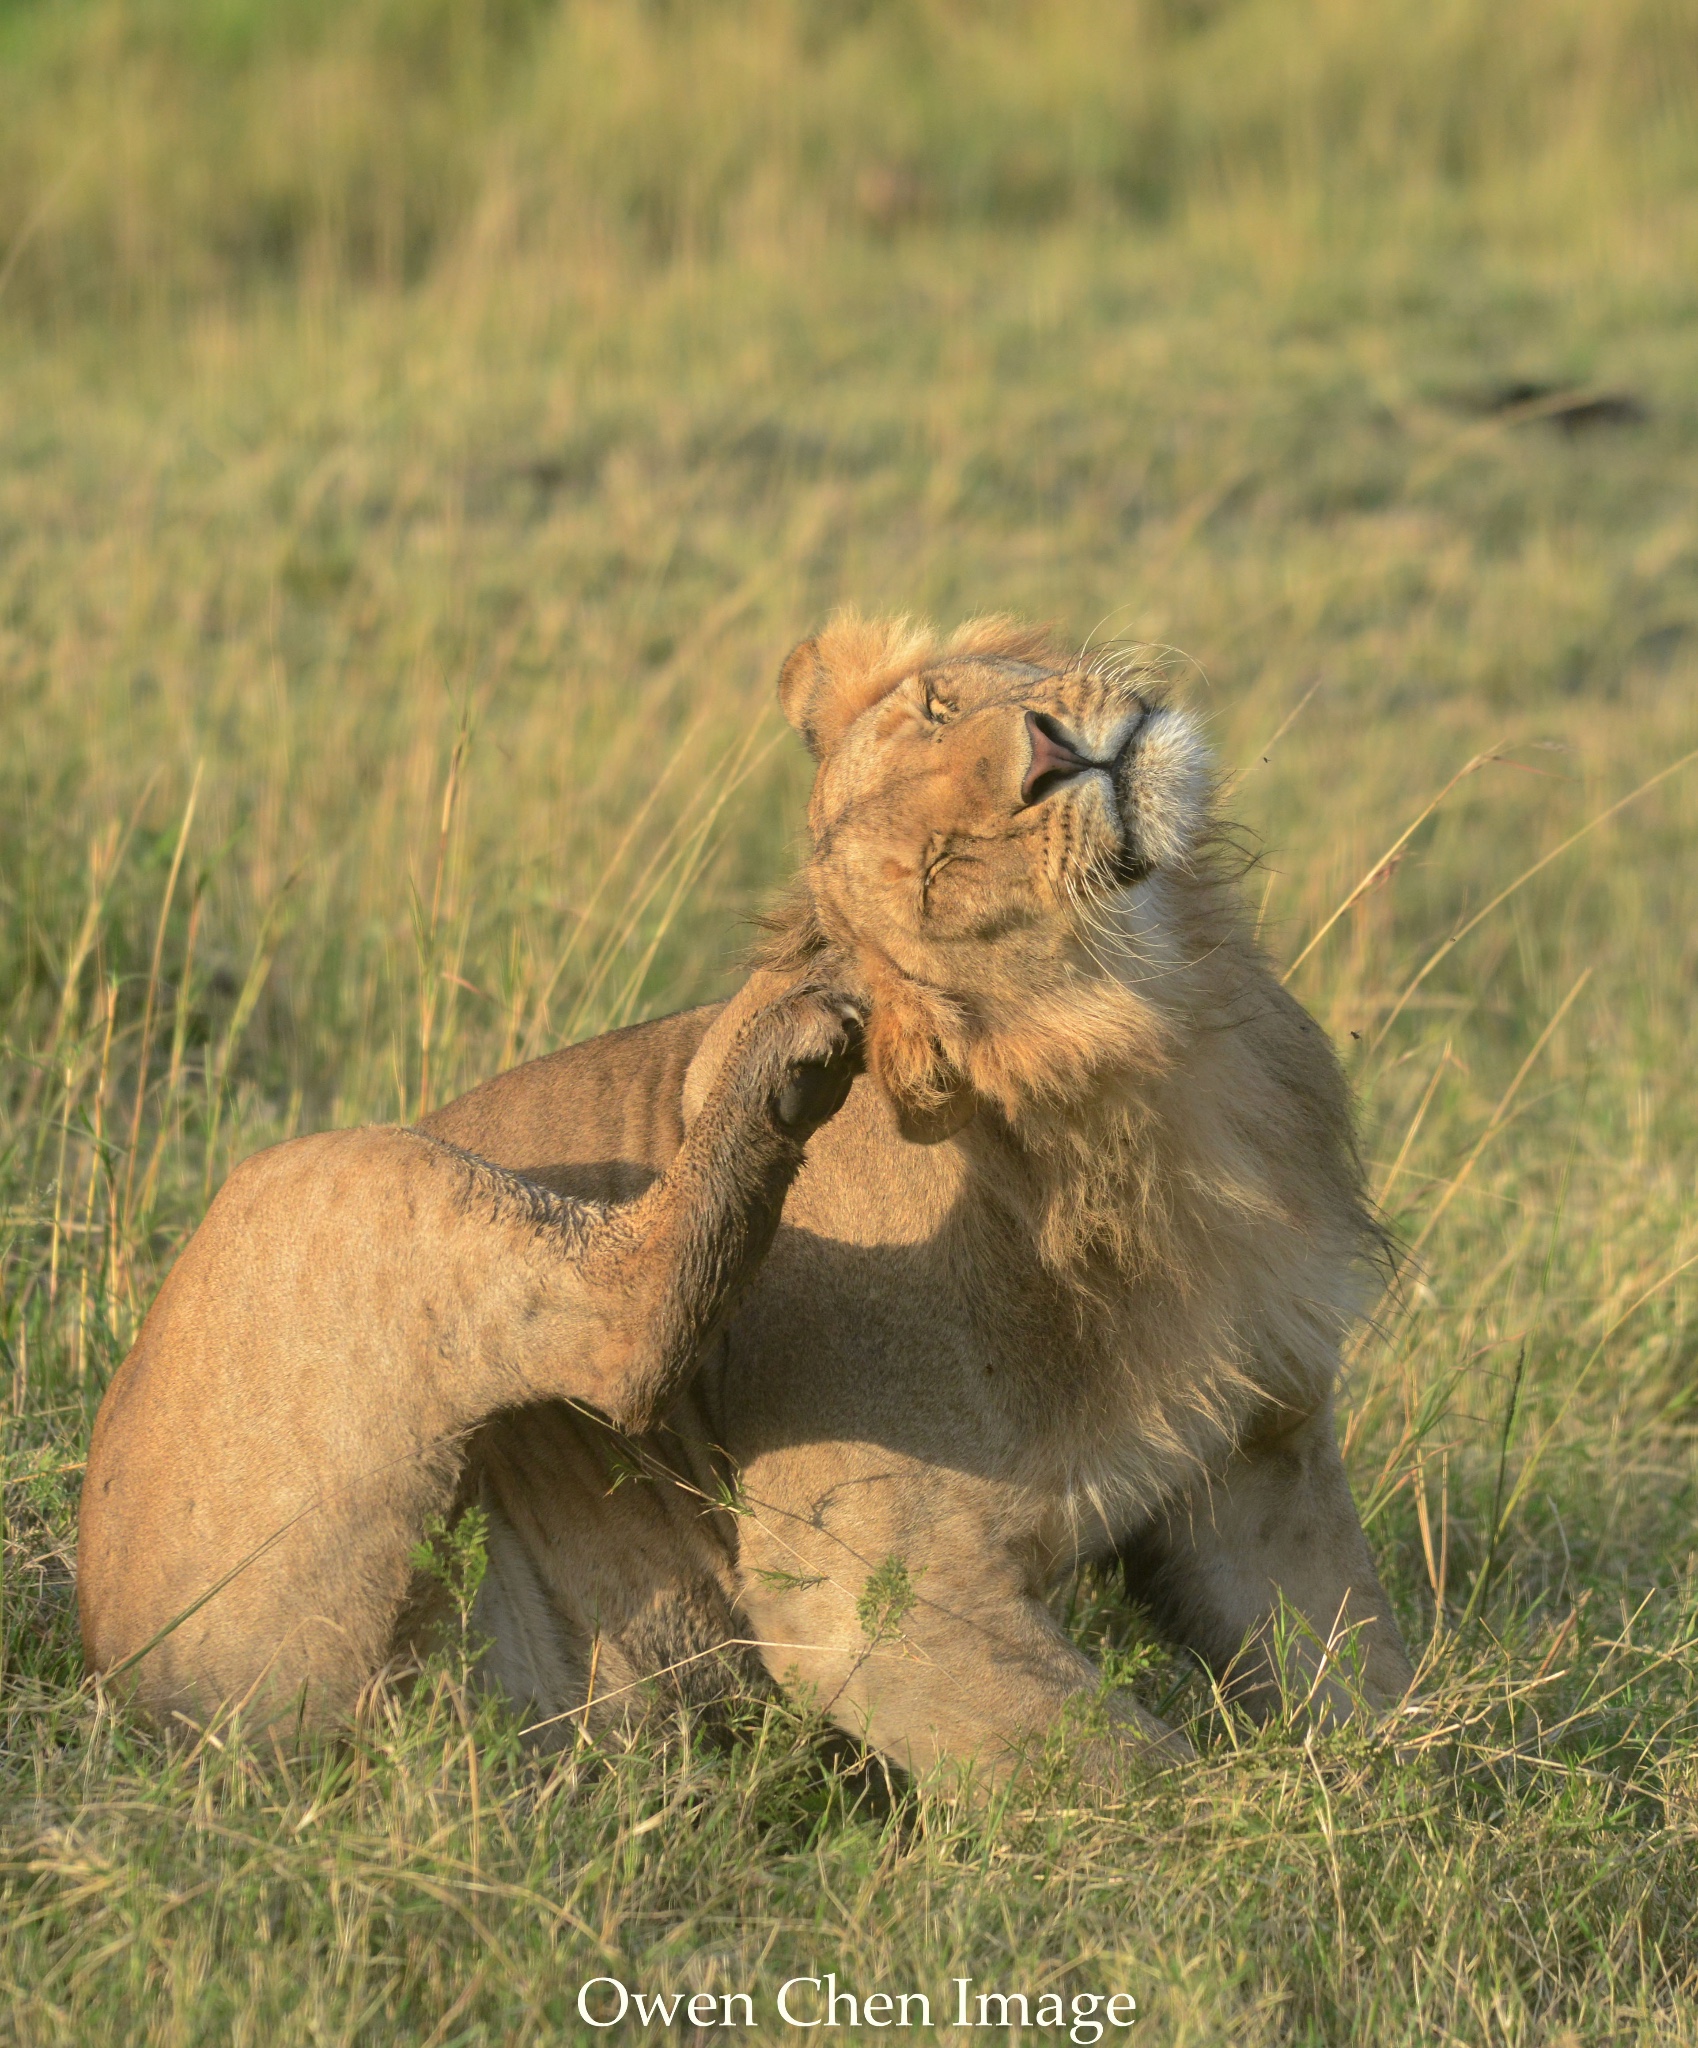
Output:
[
  {"xmin": 415, "ymin": 614, "xmax": 1414, "ymax": 1773},
  {"xmin": 78, "ymin": 986, "xmax": 863, "ymax": 1728}
]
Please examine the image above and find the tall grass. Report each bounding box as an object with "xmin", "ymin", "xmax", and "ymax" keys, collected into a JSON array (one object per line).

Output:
[
  {"xmin": 3, "ymin": 0, "xmax": 1696, "ymax": 315},
  {"xmin": 5, "ymin": 1, "xmax": 1698, "ymax": 2040}
]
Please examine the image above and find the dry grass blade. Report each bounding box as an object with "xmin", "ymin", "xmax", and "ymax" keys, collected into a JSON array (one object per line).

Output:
[
  {"xmin": 1407, "ymin": 967, "xmax": 1590, "ymax": 1260},
  {"xmin": 1368, "ymin": 747, "xmax": 1698, "ymax": 1055},
  {"xmin": 119, "ymin": 762, "xmax": 201, "ymax": 1234},
  {"xmin": 1283, "ymin": 748, "xmax": 1500, "ymax": 984}
]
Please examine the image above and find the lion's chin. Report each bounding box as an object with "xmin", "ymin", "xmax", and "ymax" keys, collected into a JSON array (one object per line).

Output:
[{"xmin": 1112, "ymin": 707, "xmax": 1208, "ymax": 875}]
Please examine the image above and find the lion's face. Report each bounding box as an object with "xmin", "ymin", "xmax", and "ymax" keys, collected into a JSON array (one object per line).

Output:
[{"xmin": 777, "ymin": 614, "xmax": 1212, "ymax": 1139}]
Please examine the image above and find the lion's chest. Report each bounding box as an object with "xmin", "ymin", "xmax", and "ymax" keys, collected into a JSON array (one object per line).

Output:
[{"xmin": 714, "ymin": 1083, "xmax": 1347, "ymax": 1566}]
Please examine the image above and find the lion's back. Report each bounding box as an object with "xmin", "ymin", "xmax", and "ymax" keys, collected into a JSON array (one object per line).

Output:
[{"xmin": 418, "ymin": 1003, "xmax": 722, "ymax": 1199}]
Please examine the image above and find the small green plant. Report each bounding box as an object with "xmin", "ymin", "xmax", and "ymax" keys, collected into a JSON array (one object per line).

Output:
[
  {"xmin": 408, "ymin": 1506, "xmax": 490, "ymax": 1656},
  {"xmin": 856, "ymin": 1555, "xmax": 919, "ymax": 1646},
  {"xmin": 752, "ymin": 1566, "xmax": 827, "ymax": 1593}
]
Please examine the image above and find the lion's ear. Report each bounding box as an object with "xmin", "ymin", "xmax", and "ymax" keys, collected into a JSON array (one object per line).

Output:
[
  {"xmin": 777, "ymin": 613, "xmax": 936, "ymax": 761},
  {"xmin": 864, "ymin": 984, "xmax": 976, "ymax": 1146}
]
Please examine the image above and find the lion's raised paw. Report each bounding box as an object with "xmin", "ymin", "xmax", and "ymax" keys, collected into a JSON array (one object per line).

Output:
[{"xmin": 739, "ymin": 984, "xmax": 867, "ymax": 1138}]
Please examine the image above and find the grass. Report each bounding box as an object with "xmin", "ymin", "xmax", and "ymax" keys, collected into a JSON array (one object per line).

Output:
[{"xmin": 4, "ymin": 0, "xmax": 1698, "ymax": 2039}]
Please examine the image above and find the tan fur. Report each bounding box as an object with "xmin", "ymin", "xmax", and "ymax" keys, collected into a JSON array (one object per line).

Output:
[
  {"xmin": 78, "ymin": 987, "xmax": 863, "ymax": 1729},
  {"xmin": 82, "ymin": 610, "xmax": 1414, "ymax": 1773},
  {"xmin": 416, "ymin": 614, "xmax": 1413, "ymax": 1777}
]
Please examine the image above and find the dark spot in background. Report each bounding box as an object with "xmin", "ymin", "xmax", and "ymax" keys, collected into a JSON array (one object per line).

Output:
[{"xmin": 1470, "ymin": 380, "xmax": 1649, "ymax": 433}]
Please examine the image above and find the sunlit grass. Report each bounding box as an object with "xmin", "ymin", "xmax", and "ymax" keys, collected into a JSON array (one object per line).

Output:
[{"xmin": 5, "ymin": 1, "xmax": 1698, "ymax": 2040}]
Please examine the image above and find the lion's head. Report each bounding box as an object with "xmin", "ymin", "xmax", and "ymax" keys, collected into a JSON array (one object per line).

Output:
[{"xmin": 765, "ymin": 612, "xmax": 1226, "ymax": 1144}]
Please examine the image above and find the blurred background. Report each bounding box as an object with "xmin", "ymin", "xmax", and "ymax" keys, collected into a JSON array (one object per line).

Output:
[
  {"xmin": 5, "ymin": 7, "xmax": 1698, "ymax": 2031},
  {"xmin": 4, "ymin": 0, "xmax": 1694, "ymax": 1134}
]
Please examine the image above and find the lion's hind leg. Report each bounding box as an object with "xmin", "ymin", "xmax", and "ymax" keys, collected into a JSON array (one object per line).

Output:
[
  {"xmin": 469, "ymin": 1489, "xmax": 592, "ymax": 1742},
  {"xmin": 453, "ymin": 1399, "xmax": 764, "ymax": 1749},
  {"xmin": 80, "ymin": 981, "xmax": 861, "ymax": 1735},
  {"xmin": 383, "ymin": 1471, "xmax": 590, "ymax": 1749}
]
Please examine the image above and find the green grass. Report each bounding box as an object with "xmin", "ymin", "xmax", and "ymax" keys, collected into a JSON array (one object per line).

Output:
[{"xmin": 5, "ymin": 1, "xmax": 1698, "ymax": 2040}]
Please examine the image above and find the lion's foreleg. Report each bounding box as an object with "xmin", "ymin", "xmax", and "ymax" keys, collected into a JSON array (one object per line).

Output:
[
  {"xmin": 735, "ymin": 1477, "xmax": 1192, "ymax": 1789},
  {"xmin": 1119, "ymin": 1404, "xmax": 1415, "ymax": 1726}
]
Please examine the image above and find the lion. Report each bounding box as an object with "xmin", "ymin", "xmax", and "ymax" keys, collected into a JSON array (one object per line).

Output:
[
  {"xmin": 77, "ymin": 984, "xmax": 864, "ymax": 1728},
  {"xmin": 410, "ymin": 613, "xmax": 1413, "ymax": 1772},
  {"xmin": 81, "ymin": 610, "xmax": 1414, "ymax": 1775}
]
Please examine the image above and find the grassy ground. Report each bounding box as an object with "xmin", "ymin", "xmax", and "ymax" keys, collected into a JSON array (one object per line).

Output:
[{"xmin": 5, "ymin": 1, "xmax": 1698, "ymax": 2040}]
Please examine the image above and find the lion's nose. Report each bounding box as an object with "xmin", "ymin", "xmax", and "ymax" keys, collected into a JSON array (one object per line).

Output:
[{"xmin": 1021, "ymin": 711, "xmax": 1094, "ymax": 806}]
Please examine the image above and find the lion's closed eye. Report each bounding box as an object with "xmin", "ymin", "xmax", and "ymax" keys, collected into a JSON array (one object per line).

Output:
[
  {"xmin": 920, "ymin": 842, "xmax": 958, "ymax": 902},
  {"xmin": 920, "ymin": 839, "xmax": 979, "ymax": 910}
]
